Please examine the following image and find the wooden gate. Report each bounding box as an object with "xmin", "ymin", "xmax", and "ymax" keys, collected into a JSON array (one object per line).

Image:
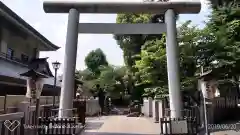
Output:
[{"xmin": 212, "ymin": 96, "xmax": 240, "ymax": 123}]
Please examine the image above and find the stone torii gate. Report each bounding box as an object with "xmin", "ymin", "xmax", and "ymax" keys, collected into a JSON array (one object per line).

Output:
[{"xmin": 43, "ymin": 0, "xmax": 201, "ymax": 118}]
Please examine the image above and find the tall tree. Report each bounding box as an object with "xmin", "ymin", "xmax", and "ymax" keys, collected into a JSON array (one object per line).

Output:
[
  {"xmin": 114, "ymin": 14, "xmax": 151, "ymax": 73},
  {"xmin": 84, "ymin": 48, "xmax": 108, "ymax": 76},
  {"xmin": 199, "ymin": 0, "xmax": 240, "ymax": 94},
  {"xmin": 98, "ymin": 65, "xmax": 127, "ymax": 95},
  {"xmin": 135, "ymin": 21, "xmax": 202, "ymax": 95}
]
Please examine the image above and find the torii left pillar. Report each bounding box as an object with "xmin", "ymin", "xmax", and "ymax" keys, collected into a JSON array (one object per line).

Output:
[{"xmin": 59, "ymin": 8, "xmax": 79, "ymax": 117}]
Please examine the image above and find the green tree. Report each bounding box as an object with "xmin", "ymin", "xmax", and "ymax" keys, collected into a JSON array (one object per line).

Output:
[
  {"xmin": 178, "ymin": 21, "xmax": 202, "ymax": 91},
  {"xmin": 114, "ymin": 14, "xmax": 165, "ymax": 98},
  {"xmin": 135, "ymin": 21, "xmax": 202, "ymax": 96},
  {"xmin": 84, "ymin": 48, "xmax": 108, "ymax": 76},
  {"xmin": 98, "ymin": 65, "xmax": 127, "ymax": 97},
  {"xmin": 75, "ymin": 69, "xmax": 95, "ymax": 81},
  {"xmin": 135, "ymin": 35, "xmax": 167, "ymax": 86},
  {"xmin": 114, "ymin": 14, "xmax": 152, "ymax": 73},
  {"xmin": 197, "ymin": 0, "xmax": 240, "ymax": 94}
]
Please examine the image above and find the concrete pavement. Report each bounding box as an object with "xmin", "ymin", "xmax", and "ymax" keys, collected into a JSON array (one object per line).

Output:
[
  {"xmin": 210, "ymin": 130, "xmax": 240, "ymax": 135},
  {"xmin": 82, "ymin": 116, "xmax": 240, "ymax": 135},
  {"xmin": 82, "ymin": 116, "xmax": 160, "ymax": 135}
]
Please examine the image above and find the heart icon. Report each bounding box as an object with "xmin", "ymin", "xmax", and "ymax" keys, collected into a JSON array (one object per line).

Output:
[{"xmin": 4, "ymin": 120, "xmax": 20, "ymax": 132}]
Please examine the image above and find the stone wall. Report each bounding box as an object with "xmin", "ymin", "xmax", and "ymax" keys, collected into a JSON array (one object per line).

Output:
[
  {"xmin": 0, "ymin": 95, "xmax": 58, "ymax": 113},
  {"xmin": 0, "ymin": 95, "xmax": 101, "ymax": 116},
  {"xmin": 85, "ymin": 98, "xmax": 101, "ymax": 116}
]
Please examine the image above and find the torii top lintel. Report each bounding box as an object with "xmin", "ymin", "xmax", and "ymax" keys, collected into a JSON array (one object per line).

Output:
[{"xmin": 43, "ymin": 0, "xmax": 201, "ymax": 14}]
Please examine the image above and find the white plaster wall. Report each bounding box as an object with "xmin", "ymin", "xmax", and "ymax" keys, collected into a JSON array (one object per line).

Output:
[
  {"xmin": 0, "ymin": 40, "xmax": 7, "ymax": 54},
  {"xmin": 0, "ymin": 28, "xmax": 39, "ymax": 59},
  {"xmin": 0, "ymin": 28, "xmax": 9, "ymax": 54}
]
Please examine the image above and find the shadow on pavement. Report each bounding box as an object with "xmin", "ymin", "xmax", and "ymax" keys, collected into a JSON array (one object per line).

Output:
[{"xmin": 85, "ymin": 122, "xmax": 104, "ymax": 130}]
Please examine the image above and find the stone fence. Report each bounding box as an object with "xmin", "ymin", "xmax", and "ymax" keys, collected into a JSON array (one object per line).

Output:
[
  {"xmin": 0, "ymin": 98, "xmax": 101, "ymax": 135},
  {"xmin": 0, "ymin": 95, "xmax": 60, "ymax": 113},
  {"xmin": 85, "ymin": 98, "xmax": 101, "ymax": 116},
  {"xmin": 141, "ymin": 97, "xmax": 166, "ymax": 122},
  {"xmin": 141, "ymin": 97, "xmax": 196, "ymax": 134},
  {"xmin": 0, "ymin": 95, "xmax": 101, "ymax": 116}
]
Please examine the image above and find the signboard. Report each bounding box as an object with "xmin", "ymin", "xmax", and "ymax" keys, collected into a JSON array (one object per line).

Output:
[
  {"xmin": 200, "ymin": 81, "xmax": 213, "ymax": 99},
  {"xmin": 43, "ymin": 0, "xmax": 201, "ymax": 14},
  {"xmin": 26, "ymin": 78, "xmax": 44, "ymax": 99},
  {"xmin": 200, "ymin": 80, "xmax": 220, "ymax": 99}
]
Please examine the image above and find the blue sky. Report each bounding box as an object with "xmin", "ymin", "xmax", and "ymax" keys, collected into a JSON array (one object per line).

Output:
[{"xmin": 2, "ymin": 0, "xmax": 211, "ymax": 74}]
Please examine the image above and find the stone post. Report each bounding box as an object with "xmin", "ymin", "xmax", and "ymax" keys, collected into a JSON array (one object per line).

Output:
[
  {"xmin": 154, "ymin": 100, "xmax": 159, "ymax": 123},
  {"xmin": 18, "ymin": 101, "xmax": 30, "ymax": 125},
  {"xmin": 148, "ymin": 97, "xmax": 153, "ymax": 117}
]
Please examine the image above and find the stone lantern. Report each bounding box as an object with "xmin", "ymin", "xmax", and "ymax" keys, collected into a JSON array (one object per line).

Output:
[
  {"xmin": 20, "ymin": 57, "xmax": 52, "ymax": 129},
  {"xmin": 20, "ymin": 69, "xmax": 48, "ymax": 132},
  {"xmin": 20, "ymin": 69, "xmax": 48, "ymax": 100}
]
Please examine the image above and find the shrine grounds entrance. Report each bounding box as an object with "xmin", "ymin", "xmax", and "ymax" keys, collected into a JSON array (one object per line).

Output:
[{"xmin": 42, "ymin": 0, "xmax": 201, "ymax": 119}]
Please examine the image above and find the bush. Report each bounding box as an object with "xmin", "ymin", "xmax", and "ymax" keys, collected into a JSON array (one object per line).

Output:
[{"xmin": 143, "ymin": 86, "xmax": 168, "ymax": 98}]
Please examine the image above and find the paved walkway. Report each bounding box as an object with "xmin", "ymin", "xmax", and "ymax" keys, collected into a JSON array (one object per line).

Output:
[
  {"xmin": 82, "ymin": 116, "xmax": 160, "ymax": 135},
  {"xmin": 210, "ymin": 130, "xmax": 240, "ymax": 135},
  {"xmin": 81, "ymin": 116, "xmax": 240, "ymax": 135}
]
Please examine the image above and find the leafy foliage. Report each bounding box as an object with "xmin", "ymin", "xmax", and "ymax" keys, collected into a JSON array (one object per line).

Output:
[
  {"xmin": 115, "ymin": 1, "xmax": 240, "ymax": 98},
  {"xmin": 76, "ymin": 0, "xmax": 240, "ymax": 100},
  {"xmin": 199, "ymin": 0, "xmax": 240, "ymax": 93},
  {"xmin": 76, "ymin": 64, "xmax": 128, "ymax": 98},
  {"xmin": 84, "ymin": 48, "xmax": 108, "ymax": 76}
]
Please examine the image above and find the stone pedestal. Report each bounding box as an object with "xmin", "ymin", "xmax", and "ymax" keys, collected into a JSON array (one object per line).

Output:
[
  {"xmin": 161, "ymin": 118, "xmax": 188, "ymax": 134},
  {"xmin": 18, "ymin": 101, "xmax": 30, "ymax": 124}
]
